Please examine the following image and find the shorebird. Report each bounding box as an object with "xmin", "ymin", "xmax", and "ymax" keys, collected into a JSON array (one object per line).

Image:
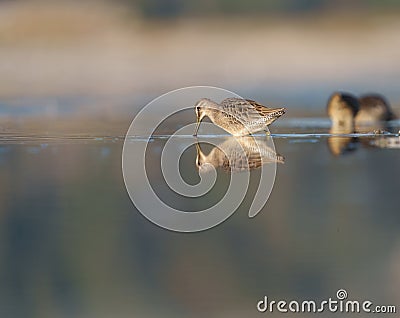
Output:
[
  {"xmin": 195, "ymin": 137, "xmax": 284, "ymax": 173},
  {"xmin": 193, "ymin": 98, "xmax": 285, "ymax": 136},
  {"xmin": 356, "ymin": 94, "xmax": 396, "ymax": 125},
  {"xmin": 327, "ymin": 92, "xmax": 359, "ymax": 130}
]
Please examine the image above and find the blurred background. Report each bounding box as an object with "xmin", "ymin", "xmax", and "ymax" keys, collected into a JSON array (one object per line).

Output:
[
  {"xmin": 0, "ymin": 1, "xmax": 399, "ymax": 318},
  {"xmin": 1, "ymin": 0, "xmax": 400, "ymax": 121}
]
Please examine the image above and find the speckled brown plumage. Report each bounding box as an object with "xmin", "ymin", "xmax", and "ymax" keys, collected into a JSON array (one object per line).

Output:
[{"xmin": 193, "ymin": 98, "xmax": 285, "ymax": 136}]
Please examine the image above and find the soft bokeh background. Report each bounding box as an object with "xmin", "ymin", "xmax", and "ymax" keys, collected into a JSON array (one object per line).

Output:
[
  {"xmin": 1, "ymin": 0, "xmax": 400, "ymax": 119},
  {"xmin": 0, "ymin": 1, "xmax": 399, "ymax": 317}
]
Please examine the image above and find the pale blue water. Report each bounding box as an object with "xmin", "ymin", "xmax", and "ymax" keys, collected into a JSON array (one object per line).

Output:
[{"xmin": 0, "ymin": 115, "xmax": 399, "ymax": 317}]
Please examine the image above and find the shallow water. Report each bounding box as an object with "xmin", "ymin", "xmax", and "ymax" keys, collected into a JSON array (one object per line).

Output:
[{"xmin": 0, "ymin": 118, "xmax": 399, "ymax": 318}]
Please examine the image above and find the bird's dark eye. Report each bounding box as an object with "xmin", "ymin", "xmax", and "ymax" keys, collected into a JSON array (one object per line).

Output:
[{"xmin": 196, "ymin": 106, "xmax": 200, "ymax": 112}]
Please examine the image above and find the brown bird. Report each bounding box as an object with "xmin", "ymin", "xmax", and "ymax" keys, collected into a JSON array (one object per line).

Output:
[
  {"xmin": 356, "ymin": 94, "xmax": 396, "ymax": 124},
  {"xmin": 193, "ymin": 98, "xmax": 285, "ymax": 136},
  {"xmin": 327, "ymin": 92, "xmax": 359, "ymax": 131}
]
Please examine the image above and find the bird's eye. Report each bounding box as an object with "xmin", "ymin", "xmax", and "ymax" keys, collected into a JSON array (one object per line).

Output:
[{"xmin": 196, "ymin": 106, "xmax": 200, "ymax": 112}]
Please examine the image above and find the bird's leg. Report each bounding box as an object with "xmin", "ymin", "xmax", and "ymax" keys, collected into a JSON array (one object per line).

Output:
[{"xmin": 193, "ymin": 118, "xmax": 201, "ymax": 136}]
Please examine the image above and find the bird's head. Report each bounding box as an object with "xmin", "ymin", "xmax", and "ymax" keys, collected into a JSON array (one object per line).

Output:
[
  {"xmin": 194, "ymin": 98, "xmax": 213, "ymax": 121},
  {"xmin": 193, "ymin": 98, "xmax": 217, "ymax": 136}
]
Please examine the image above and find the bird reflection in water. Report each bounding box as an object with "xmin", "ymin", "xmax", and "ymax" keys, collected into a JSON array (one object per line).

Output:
[
  {"xmin": 327, "ymin": 126, "xmax": 359, "ymax": 156},
  {"xmin": 371, "ymin": 135, "xmax": 400, "ymax": 149},
  {"xmin": 195, "ymin": 136, "xmax": 284, "ymax": 173}
]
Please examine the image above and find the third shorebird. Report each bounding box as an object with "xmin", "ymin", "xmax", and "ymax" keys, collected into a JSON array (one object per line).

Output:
[
  {"xmin": 193, "ymin": 98, "xmax": 285, "ymax": 136},
  {"xmin": 356, "ymin": 94, "xmax": 396, "ymax": 124}
]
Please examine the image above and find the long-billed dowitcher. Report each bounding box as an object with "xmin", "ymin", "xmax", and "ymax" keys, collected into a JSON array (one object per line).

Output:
[
  {"xmin": 195, "ymin": 137, "xmax": 284, "ymax": 173},
  {"xmin": 356, "ymin": 94, "xmax": 396, "ymax": 124},
  {"xmin": 193, "ymin": 98, "xmax": 285, "ymax": 136},
  {"xmin": 327, "ymin": 92, "xmax": 359, "ymax": 130}
]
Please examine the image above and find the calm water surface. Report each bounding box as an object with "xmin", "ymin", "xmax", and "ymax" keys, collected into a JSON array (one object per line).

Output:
[{"xmin": 0, "ymin": 119, "xmax": 399, "ymax": 317}]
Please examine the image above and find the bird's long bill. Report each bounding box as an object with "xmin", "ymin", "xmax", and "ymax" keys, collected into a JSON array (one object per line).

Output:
[{"xmin": 193, "ymin": 118, "xmax": 201, "ymax": 136}]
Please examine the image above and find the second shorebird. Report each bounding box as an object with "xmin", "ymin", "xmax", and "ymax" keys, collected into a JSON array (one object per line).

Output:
[
  {"xmin": 356, "ymin": 94, "xmax": 396, "ymax": 124},
  {"xmin": 193, "ymin": 98, "xmax": 285, "ymax": 136},
  {"xmin": 327, "ymin": 92, "xmax": 359, "ymax": 130}
]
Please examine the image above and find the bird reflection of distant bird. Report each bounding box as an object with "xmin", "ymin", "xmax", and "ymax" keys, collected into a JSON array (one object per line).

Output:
[
  {"xmin": 193, "ymin": 98, "xmax": 285, "ymax": 136},
  {"xmin": 371, "ymin": 136, "xmax": 400, "ymax": 149},
  {"xmin": 195, "ymin": 137, "xmax": 284, "ymax": 173},
  {"xmin": 327, "ymin": 126, "xmax": 359, "ymax": 156}
]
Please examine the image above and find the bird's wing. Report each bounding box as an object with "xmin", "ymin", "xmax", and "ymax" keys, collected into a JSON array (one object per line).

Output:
[
  {"xmin": 220, "ymin": 98, "xmax": 261, "ymax": 123},
  {"xmin": 220, "ymin": 98, "xmax": 285, "ymax": 123},
  {"xmin": 245, "ymin": 99, "xmax": 285, "ymax": 118}
]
